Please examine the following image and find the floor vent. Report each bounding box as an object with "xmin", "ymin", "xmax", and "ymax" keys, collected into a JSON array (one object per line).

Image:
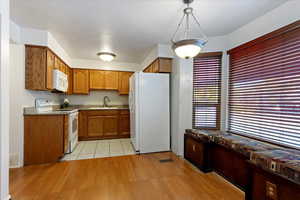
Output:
[{"xmin": 159, "ymin": 158, "xmax": 173, "ymax": 163}]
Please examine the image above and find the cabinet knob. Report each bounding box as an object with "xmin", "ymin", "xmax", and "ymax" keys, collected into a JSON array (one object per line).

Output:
[
  {"xmin": 266, "ymin": 181, "xmax": 277, "ymax": 200},
  {"xmin": 193, "ymin": 145, "xmax": 196, "ymax": 152}
]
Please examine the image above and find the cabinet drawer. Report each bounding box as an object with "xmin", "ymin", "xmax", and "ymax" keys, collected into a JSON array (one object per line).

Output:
[
  {"xmin": 86, "ymin": 110, "xmax": 119, "ymax": 116},
  {"xmin": 120, "ymin": 110, "xmax": 129, "ymax": 115}
]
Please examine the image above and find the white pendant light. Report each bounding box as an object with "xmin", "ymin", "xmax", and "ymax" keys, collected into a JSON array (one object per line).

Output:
[
  {"xmin": 97, "ymin": 52, "xmax": 116, "ymax": 62},
  {"xmin": 171, "ymin": 0, "xmax": 208, "ymax": 59}
]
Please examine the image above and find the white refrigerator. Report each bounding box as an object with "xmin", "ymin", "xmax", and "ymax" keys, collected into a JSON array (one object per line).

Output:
[{"xmin": 129, "ymin": 72, "xmax": 170, "ymax": 154}]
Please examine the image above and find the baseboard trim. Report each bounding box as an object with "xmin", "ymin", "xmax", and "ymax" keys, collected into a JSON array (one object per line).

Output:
[{"xmin": 2, "ymin": 194, "xmax": 11, "ymax": 200}]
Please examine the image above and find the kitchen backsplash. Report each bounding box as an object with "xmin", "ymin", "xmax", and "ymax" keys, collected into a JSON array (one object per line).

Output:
[{"xmin": 62, "ymin": 91, "xmax": 129, "ymax": 106}]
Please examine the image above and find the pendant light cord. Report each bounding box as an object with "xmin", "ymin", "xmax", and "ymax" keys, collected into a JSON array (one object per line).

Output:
[
  {"xmin": 171, "ymin": 12, "xmax": 186, "ymax": 43},
  {"xmin": 171, "ymin": 0, "xmax": 208, "ymax": 44}
]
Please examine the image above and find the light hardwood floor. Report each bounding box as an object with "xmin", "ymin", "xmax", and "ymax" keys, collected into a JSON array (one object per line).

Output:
[{"xmin": 10, "ymin": 152, "xmax": 244, "ymax": 200}]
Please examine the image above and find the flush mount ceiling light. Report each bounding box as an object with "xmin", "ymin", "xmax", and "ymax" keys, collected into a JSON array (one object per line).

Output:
[
  {"xmin": 171, "ymin": 0, "xmax": 208, "ymax": 59},
  {"xmin": 97, "ymin": 52, "xmax": 116, "ymax": 62}
]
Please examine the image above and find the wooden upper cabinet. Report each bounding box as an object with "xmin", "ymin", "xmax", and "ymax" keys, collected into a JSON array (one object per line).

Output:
[
  {"xmin": 25, "ymin": 45, "xmax": 72, "ymax": 91},
  {"xmin": 159, "ymin": 58, "xmax": 172, "ymax": 73},
  {"xmin": 73, "ymin": 69, "xmax": 89, "ymax": 94},
  {"xmin": 118, "ymin": 72, "xmax": 133, "ymax": 95},
  {"xmin": 89, "ymin": 70, "xmax": 105, "ymax": 89},
  {"xmin": 46, "ymin": 50, "xmax": 55, "ymax": 90},
  {"xmin": 54, "ymin": 56, "xmax": 60, "ymax": 70},
  {"xmin": 104, "ymin": 71, "xmax": 119, "ymax": 90},
  {"xmin": 25, "ymin": 45, "xmax": 49, "ymax": 90},
  {"xmin": 25, "ymin": 45, "xmax": 133, "ymax": 95},
  {"xmin": 67, "ymin": 67, "xmax": 73, "ymax": 95},
  {"xmin": 143, "ymin": 58, "xmax": 172, "ymax": 73},
  {"xmin": 62, "ymin": 63, "xmax": 68, "ymax": 74},
  {"xmin": 152, "ymin": 59, "xmax": 159, "ymax": 73}
]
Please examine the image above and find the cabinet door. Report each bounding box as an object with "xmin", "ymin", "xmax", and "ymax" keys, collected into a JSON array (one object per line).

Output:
[
  {"xmin": 61, "ymin": 62, "xmax": 67, "ymax": 74},
  {"xmin": 73, "ymin": 69, "xmax": 89, "ymax": 94},
  {"xmin": 46, "ymin": 50, "xmax": 55, "ymax": 90},
  {"xmin": 25, "ymin": 46, "xmax": 47, "ymax": 90},
  {"xmin": 185, "ymin": 137, "xmax": 204, "ymax": 167},
  {"xmin": 24, "ymin": 115, "xmax": 64, "ymax": 165},
  {"xmin": 103, "ymin": 116, "xmax": 119, "ymax": 136},
  {"xmin": 54, "ymin": 56, "xmax": 60, "ymax": 70},
  {"xmin": 78, "ymin": 111, "xmax": 87, "ymax": 139},
  {"xmin": 104, "ymin": 71, "xmax": 119, "ymax": 90},
  {"xmin": 67, "ymin": 67, "xmax": 73, "ymax": 95},
  {"xmin": 119, "ymin": 114, "xmax": 130, "ymax": 136},
  {"xmin": 158, "ymin": 58, "xmax": 172, "ymax": 73},
  {"xmin": 63, "ymin": 115, "xmax": 69, "ymax": 153},
  {"xmin": 152, "ymin": 59, "xmax": 159, "ymax": 73},
  {"xmin": 87, "ymin": 116, "xmax": 104, "ymax": 137},
  {"xmin": 89, "ymin": 70, "xmax": 105, "ymax": 89},
  {"xmin": 118, "ymin": 72, "xmax": 133, "ymax": 95},
  {"xmin": 58, "ymin": 60, "xmax": 64, "ymax": 72}
]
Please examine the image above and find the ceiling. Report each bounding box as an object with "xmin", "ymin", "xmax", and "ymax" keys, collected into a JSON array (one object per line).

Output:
[{"xmin": 11, "ymin": 0, "xmax": 289, "ymax": 63}]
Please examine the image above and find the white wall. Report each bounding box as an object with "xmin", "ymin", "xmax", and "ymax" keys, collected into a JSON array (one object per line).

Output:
[
  {"xmin": 171, "ymin": 58, "xmax": 193, "ymax": 156},
  {"xmin": 140, "ymin": 45, "xmax": 159, "ymax": 71},
  {"xmin": 140, "ymin": 44, "xmax": 175, "ymax": 71},
  {"xmin": 9, "ymin": 21, "xmax": 21, "ymax": 44},
  {"xmin": 71, "ymin": 58, "xmax": 140, "ymax": 71},
  {"xmin": 9, "ymin": 44, "xmax": 60, "ymax": 168},
  {"xmin": 227, "ymin": 0, "xmax": 300, "ymax": 49},
  {"xmin": 65, "ymin": 91, "xmax": 129, "ymax": 106},
  {"xmin": 11, "ymin": 23, "xmax": 73, "ymax": 66},
  {"xmin": 0, "ymin": 0, "xmax": 10, "ymax": 198},
  {"xmin": 20, "ymin": 27, "xmax": 48, "ymax": 46},
  {"xmin": 170, "ymin": 36, "xmax": 228, "ymax": 156},
  {"xmin": 47, "ymin": 32, "xmax": 72, "ymax": 65}
]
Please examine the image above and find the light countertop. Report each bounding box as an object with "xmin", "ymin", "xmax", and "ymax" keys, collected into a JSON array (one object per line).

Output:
[{"xmin": 23, "ymin": 105, "xmax": 129, "ymax": 115}]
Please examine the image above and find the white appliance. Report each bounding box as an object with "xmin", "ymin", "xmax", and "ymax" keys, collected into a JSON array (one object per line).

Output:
[
  {"xmin": 35, "ymin": 98, "xmax": 53, "ymax": 113},
  {"xmin": 129, "ymin": 72, "xmax": 170, "ymax": 154},
  {"xmin": 67, "ymin": 111, "xmax": 79, "ymax": 153},
  {"xmin": 53, "ymin": 69, "xmax": 68, "ymax": 92}
]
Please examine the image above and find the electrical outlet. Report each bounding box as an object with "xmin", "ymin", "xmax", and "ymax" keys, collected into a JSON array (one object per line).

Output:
[{"xmin": 266, "ymin": 181, "xmax": 277, "ymax": 200}]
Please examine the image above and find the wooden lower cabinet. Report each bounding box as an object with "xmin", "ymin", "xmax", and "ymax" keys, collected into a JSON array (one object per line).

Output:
[
  {"xmin": 119, "ymin": 110, "xmax": 130, "ymax": 137},
  {"xmin": 87, "ymin": 116, "xmax": 104, "ymax": 137},
  {"xmin": 103, "ymin": 115, "xmax": 119, "ymax": 136},
  {"xmin": 248, "ymin": 163, "xmax": 300, "ymax": 200},
  {"xmin": 24, "ymin": 115, "xmax": 67, "ymax": 165},
  {"xmin": 79, "ymin": 109, "xmax": 130, "ymax": 140},
  {"xmin": 184, "ymin": 134, "xmax": 212, "ymax": 173},
  {"xmin": 212, "ymin": 144, "xmax": 249, "ymax": 190}
]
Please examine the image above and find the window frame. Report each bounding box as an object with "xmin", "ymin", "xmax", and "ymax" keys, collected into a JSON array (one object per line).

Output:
[
  {"xmin": 227, "ymin": 20, "xmax": 300, "ymax": 150},
  {"xmin": 193, "ymin": 52, "xmax": 223, "ymax": 130}
]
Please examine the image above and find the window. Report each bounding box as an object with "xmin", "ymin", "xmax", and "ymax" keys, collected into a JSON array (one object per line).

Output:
[
  {"xmin": 228, "ymin": 21, "xmax": 300, "ymax": 149},
  {"xmin": 193, "ymin": 52, "xmax": 222, "ymax": 129}
]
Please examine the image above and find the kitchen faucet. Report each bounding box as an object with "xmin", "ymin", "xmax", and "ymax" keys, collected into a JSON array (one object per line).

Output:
[{"xmin": 103, "ymin": 96, "xmax": 111, "ymax": 107}]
